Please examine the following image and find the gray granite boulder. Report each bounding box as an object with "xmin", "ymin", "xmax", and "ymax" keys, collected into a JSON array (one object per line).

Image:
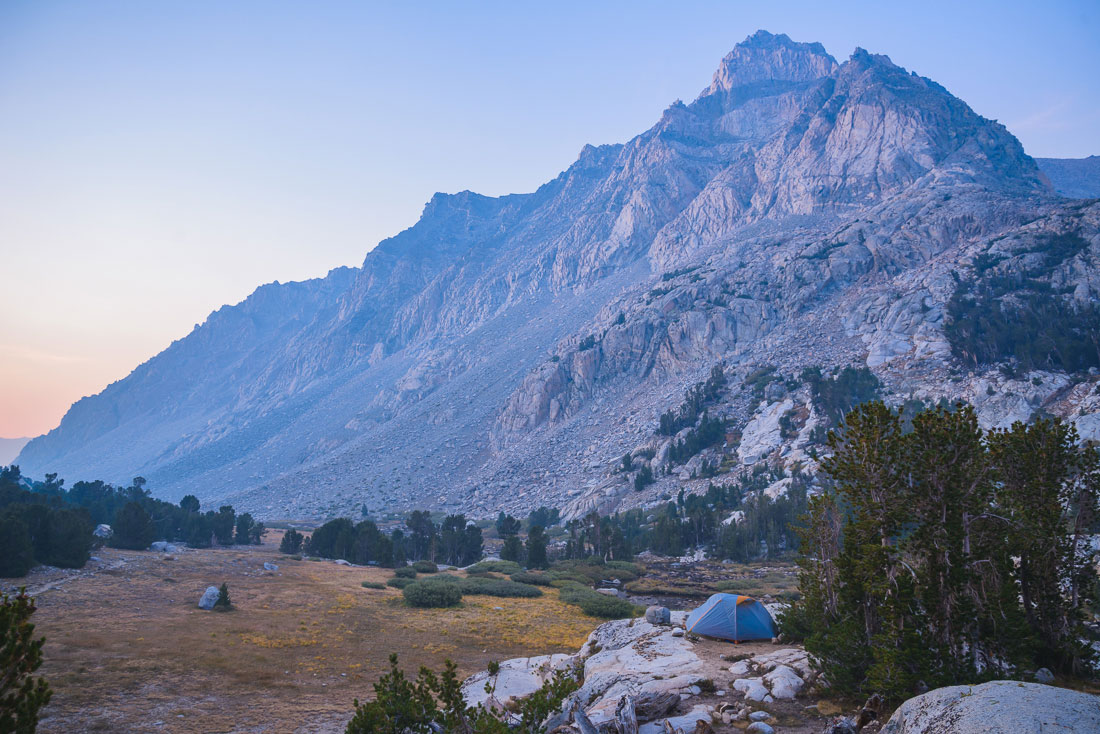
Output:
[
  {"xmin": 881, "ymin": 680, "xmax": 1100, "ymax": 734},
  {"xmin": 198, "ymin": 586, "xmax": 220, "ymax": 610},
  {"xmin": 645, "ymin": 605, "xmax": 671, "ymax": 625}
]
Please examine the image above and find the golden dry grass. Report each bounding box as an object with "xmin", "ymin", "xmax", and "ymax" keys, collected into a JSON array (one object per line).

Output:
[{"xmin": 15, "ymin": 535, "xmax": 598, "ymax": 734}]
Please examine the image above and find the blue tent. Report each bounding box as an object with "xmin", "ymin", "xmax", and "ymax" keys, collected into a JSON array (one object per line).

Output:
[{"xmin": 685, "ymin": 593, "xmax": 776, "ymax": 642}]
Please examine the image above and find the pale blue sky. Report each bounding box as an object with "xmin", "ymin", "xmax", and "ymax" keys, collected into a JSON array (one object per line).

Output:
[{"xmin": 1, "ymin": 0, "xmax": 1098, "ymax": 437}]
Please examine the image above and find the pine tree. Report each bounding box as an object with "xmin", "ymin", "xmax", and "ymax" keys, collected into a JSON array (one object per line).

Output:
[
  {"xmin": 525, "ymin": 526, "xmax": 548, "ymax": 569},
  {"xmin": 110, "ymin": 501, "xmax": 155, "ymax": 550},
  {"xmin": 0, "ymin": 590, "xmax": 52, "ymax": 733},
  {"xmin": 500, "ymin": 536, "xmax": 524, "ymax": 564},
  {"xmin": 279, "ymin": 528, "xmax": 304, "ymax": 554},
  {"xmin": 214, "ymin": 583, "xmax": 232, "ymax": 611}
]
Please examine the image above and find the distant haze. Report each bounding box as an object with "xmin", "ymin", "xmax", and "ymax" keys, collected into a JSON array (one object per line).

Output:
[
  {"xmin": 1, "ymin": 0, "xmax": 1098, "ymax": 437},
  {"xmin": 0, "ymin": 437, "xmax": 30, "ymax": 466}
]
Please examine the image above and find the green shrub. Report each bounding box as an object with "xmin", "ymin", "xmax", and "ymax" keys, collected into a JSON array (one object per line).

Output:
[
  {"xmin": 510, "ymin": 571, "xmax": 552, "ymax": 586},
  {"xmin": 465, "ymin": 560, "xmax": 522, "ymax": 575},
  {"xmin": 556, "ymin": 583, "xmax": 639, "ymax": 619},
  {"xmin": 361, "ymin": 581, "xmax": 385, "ymax": 589},
  {"xmin": 715, "ymin": 579, "xmax": 762, "ymax": 592},
  {"xmin": 548, "ymin": 570, "xmax": 591, "ymax": 585},
  {"xmin": 393, "ymin": 566, "xmax": 417, "ymax": 579},
  {"xmin": 411, "ymin": 560, "xmax": 438, "ymax": 574},
  {"xmin": 403, "ymin": 579, "xmax": 463, "ymax": 608},
  {"xmin": 386, "ymin": 577, "xmax": 414, "ymax": 589},
  {"xmin": 459, "ymin": 577, "xmax": 542, "ymax": 598},
  {"xmin": 549, "ymin": 560, "xmax": 639, "ymax": 584}
]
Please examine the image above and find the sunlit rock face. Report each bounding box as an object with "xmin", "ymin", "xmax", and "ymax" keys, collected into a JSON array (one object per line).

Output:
[{"xmin": 18, "ymin": 31, "xmax": 1098, "ymax": 521}]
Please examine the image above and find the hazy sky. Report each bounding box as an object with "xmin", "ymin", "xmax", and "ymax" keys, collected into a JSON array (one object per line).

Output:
[{"xmin": 1, "ymin": 0, "xmax": 1098, "ymax": 439}]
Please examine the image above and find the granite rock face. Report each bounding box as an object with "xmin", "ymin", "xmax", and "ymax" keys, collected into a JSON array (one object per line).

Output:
[
  {"xmin": 880, "ymin": 680, "xmax": 1100, "ymax": 734},
  {"xmin": 15, "ymin": 31, "xmax": 1099, "ymax": 521}
]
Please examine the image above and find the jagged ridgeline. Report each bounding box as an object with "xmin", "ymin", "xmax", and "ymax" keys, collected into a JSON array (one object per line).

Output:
[{"xmin": 14, "ymin": 31, "xmax": 1100, "ymax": 521}]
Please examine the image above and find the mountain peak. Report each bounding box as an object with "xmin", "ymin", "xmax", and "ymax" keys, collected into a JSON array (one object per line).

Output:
[{"xmin": 703, "ymin": 30, "xmax": 837, "ymax": 97}]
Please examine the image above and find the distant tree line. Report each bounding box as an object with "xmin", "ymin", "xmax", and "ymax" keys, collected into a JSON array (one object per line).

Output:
[
  {"xmin": 0, "ymin": 466, "xmax": 262, "ymax": 577},
  {"xmin": 785, "ymin": 401, "xmax": 1100, "ymax": 701},
  {"xmin": 0, "ymin": 467, "xmax": 93, "ymax": 577},
  {"xmin": 301, "ymin": 512, "xmax": 485, "ymax": 567},
  {"xmin": 555, "ymin": 468, "xmax": 808, "ymax": 565}
]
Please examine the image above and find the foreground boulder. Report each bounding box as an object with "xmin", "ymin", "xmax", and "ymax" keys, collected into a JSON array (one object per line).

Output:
[
  {"xmin": 197, "ymin": 586, "xmax": 220, "ymax": 610},
  {"xmin": 463, "ymin": 612, "xmax": 710, "ymax": 729},
  {"xmin": 881, "ymin": 680, "xmax": 1100, "ymax": 734},
  {"xmin": 576, "ymin": 614, "xmax": 708, "ymax": 724}
]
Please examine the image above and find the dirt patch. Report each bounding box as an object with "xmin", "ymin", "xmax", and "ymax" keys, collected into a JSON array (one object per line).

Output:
[{"xmin": 9, "ymin": 540, "xmax": 598, "ymax": 734}]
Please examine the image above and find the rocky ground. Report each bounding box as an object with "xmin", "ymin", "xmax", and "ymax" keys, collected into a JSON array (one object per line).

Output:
[
  {"xmin": 461, "ymin": 614, "xmax": 1100, "ymax": 734},
  {"xmin": 462, "ymin": 613, "xmax": 834, "ymax": 733}
]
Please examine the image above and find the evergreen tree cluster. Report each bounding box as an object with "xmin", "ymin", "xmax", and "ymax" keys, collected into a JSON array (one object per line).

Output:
[
  {"xmin": 491, "ymin": 513, "xmax": 550, "ymax": 569},
  {"xmin": 558, "ymin": 470, "xmax": 806, "ymax": 565},
  {"xmin": 786, "ymin": 402, "xmax": 1099, "ymax": 701},
  {"xmin": 1, "ymin": 466, "xmax": 262, "ymax": 577},
  {"xmin": 666, "ymin": 411, "xmax": 728, "ymax": 464},
  {"xmin": 0, "ymin": 467, "xmax": 93, "ymax": 577},
  {"xmin": 279, "ymin": 528, "xmax": 304, "ymax": 554},
  {"xmin": 945, "ymin": 231, "xmax": 1099, "ymax": 373},
  {"xmin": 657, "ymin": 365, "xmax": 727, "ymax": 436},
  {"xmin": 526, "ymin": 506, "xmax": 559, "ymax": 530},
  {"xmin": 800, "ymin": 366, "xmax": 881, "ymax": 424},
  {"xmin": 305, "ymin": 512, "xmax": 484, "ymax": 568}
]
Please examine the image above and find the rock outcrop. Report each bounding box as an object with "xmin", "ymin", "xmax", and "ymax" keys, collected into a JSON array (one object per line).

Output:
[{"xmin": 880, "ymin": 680, "xmax": 1100, "ymax": 734}]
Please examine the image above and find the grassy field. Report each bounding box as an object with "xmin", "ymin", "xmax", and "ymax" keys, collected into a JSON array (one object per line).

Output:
[{"xmin": 13, "ymin": 533, "xmax": 599, "ymax": 734}]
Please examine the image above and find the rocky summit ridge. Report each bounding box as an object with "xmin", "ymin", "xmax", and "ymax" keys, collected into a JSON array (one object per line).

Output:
[{"xmin": 16, "ymin": 31, "xmax": 1100, "ymax": 520}]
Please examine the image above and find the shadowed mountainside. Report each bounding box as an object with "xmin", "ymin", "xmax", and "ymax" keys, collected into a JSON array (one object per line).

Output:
[{"xmin": 17, "ymin": 31, "xmax": 1099, "ymax": 521}]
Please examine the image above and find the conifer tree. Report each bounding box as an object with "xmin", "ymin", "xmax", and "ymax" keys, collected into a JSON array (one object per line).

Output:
[
  {"xmin": 0, "ymin": 590, "xmax": 52, "ymax": 733},
  {"xmin": 525, "ymin": 526, "xmax": 548, "ymax": 569}
]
